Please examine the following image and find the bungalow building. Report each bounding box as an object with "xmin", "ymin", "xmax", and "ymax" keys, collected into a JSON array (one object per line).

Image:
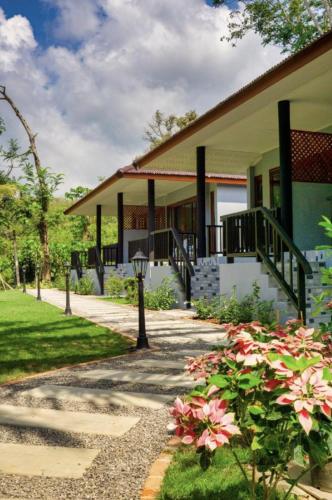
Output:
[
  {"xmin": 66, "ymin": 31, "xmax": 332, "ymax": 325},
  {"xmin": 65, "ymin": 165, "xmax": 247, "ymax": 304}
]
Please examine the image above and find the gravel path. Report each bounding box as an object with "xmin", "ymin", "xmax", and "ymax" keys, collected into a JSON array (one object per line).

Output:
[{"xmin": 0, "ymin": 291, "xmax": 226, "ymax": 499}]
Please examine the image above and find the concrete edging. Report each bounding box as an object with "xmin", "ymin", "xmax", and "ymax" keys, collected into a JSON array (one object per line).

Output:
[{"xmin": 141, "ymin": 437, "xmax": 181, "ymax": 500}]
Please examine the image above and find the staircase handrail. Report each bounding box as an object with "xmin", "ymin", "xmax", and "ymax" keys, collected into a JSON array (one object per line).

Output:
[{"xmin": 220, "ymin": 207, "xmax": 313, "ymax": 321}]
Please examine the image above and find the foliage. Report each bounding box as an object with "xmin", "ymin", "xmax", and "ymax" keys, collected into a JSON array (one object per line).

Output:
[
  {"xmin": 212, "ymin": 0, "xmax": 332, "ymax": 54},
  {"xmin": 159, "ymin": 445, "xmax": 259, "ymax": 500},
  {"xmin": 311, "ymin": 216, "xmax": 332, "ymax": 323},
  {"xmin": 0, "ymin": 290, "xmax": 131, "ymax": 384},
  {"xmin": 194, "ymin": 283, "xmax": 275, "ymax": 326},
  {"xmin": 170, "ymin": 320, "xmax": 332, "ymax": 499},
  {"xmin": 75, "ymin": 275, "xmax": 95, "ymax": 295},
  {"xmin": 105, "ymin": 272, "xmax": 124, "ymax": 297},
  {"xmin": 144, "ymin": 278, "xmax": 177, "ymax": 310},
  {"xmin": 53, "ymin": 274, "xmax": 74, "ymax": 292},
  {"xmin": 144, "ymin": 109, "xmax": 198, "ymax": 149},
  {"xmin": 124, "ymin": 277, "xmax": 138, "ymax": 304}
]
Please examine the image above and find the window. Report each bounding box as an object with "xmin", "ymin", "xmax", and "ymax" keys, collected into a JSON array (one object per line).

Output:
[
  {"xmin": 167, "ymin": 198, "xmax": 197, "ymax": 233},
  {"xmin": 269, "ymin": 168, "xmax": 281, "ymax": 208},
  {"xmin": 254, "ymin": 175, "xmax": 263, "ymax": 207}
]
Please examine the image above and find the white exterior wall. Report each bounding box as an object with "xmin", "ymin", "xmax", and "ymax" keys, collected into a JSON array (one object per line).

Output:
[
  {"xmin": 216, "ymin": 184, "xmax": 247, "ymax": 222},
  {"xmin": 123, "ymin": 229, "xmax": 148, "ymax": 263}
]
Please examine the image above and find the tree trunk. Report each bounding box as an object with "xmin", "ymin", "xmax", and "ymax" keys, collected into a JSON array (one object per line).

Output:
[
  {"xmin": 12, "ymin": 230, "xmax": 21, "ymax": 287},
  {"xmin": 0, "ymin": 86, "xmax": 51, "ymax": 281}
]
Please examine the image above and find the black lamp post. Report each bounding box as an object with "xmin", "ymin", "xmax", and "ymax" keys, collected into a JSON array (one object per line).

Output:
[
  {"xmin": 131, "ymin": 250, "xmax": 149, "ymax": 349},
  {"xmin": 36, "ymin": 263, "xmax": 41, "ymax": 301},
  {"xmin": 22, "ymin": 264, "xmax": 27, "ymax": 294},
  {"xmin": 64, "ymin": 262, "xmax": 72, "ymax": 316}
]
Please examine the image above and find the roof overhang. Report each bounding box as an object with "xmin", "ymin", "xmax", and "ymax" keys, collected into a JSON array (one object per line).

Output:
[
  {"xmin": 134, "ymin": 31, "xmax": 332, "ymax": 175},
  {"xmin": 65, "ymin": 168, "xmax": 246, "ymax": 216}
]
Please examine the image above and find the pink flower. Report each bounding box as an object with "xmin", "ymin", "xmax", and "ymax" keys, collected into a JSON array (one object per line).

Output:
[
  {"xmin": 170, "ymin": 397, "xmax": 240, "ymax": 450},
  {"xmin": 276, "ymin": 369, "xmax": 332, "ymax": 434}
]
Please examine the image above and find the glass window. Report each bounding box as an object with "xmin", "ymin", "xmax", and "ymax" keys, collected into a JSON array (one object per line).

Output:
[{"xmin": 270, "ymin": 168, "xmax": 281, "ymax": 208}]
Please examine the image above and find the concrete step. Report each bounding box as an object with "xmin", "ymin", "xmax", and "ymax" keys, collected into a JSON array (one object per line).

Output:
[
  {"xmin": 75, "ymin": 369, "xmax": 195, "ymax": 388},
  {"xmin": 0, "ymin": 443, "xmax": 99, "ymax": 478},
  {"xmin": 0, "ymin": 404, "xmax": 139, "ymax": 436},
  {"xmin": 22, "ymin": 385, "xmax": 173, "ymax": 409}
]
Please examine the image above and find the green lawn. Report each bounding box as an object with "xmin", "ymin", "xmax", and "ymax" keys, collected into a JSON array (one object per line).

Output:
[
  {"xmin": 159, "ymin": 446, "xmax": 251, "ymax": 500},
  {"xmin": 0, "ymin": 290, "xmax": 132, "ymax": 384},
  {"xmin": 101, "ymin": 296, "xmax": 133, "ymax": 306},
  {"xmin": 159, "ymin": 446, "xmax": 295, "ymax": 500}
]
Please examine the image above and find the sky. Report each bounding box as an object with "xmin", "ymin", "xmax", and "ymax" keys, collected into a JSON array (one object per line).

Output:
[{"xmin": 0, "ymin": 0, "xmax": 283, "ymax": 193}]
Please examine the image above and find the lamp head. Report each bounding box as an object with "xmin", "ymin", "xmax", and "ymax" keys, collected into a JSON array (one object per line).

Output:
[{"xmin": 131, "ymin": 250, "xmax": 148, "ymax": 279}]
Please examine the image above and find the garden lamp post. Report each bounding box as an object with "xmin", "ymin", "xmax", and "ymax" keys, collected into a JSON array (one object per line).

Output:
[
  {"xmin": 36, "ymin": 263, "xmax": 41, "ymax": 301},
  {"xmin": 22, "ymin": 265, "xmax": 27, "ymax": 294},
  {"xmin": 64, "ymin": 262, "xmax": 72, "ymax": 316},
  {"xmin": 131, "ymin": 250, "xmax": 149, "ymax": 349}
]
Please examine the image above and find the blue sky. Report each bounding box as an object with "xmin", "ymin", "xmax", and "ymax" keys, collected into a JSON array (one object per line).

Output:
[
  {"xmin": 0, "ymin": 0, "xmax": 280, "ymax": 191},
  {"xmin": 0, "ymin": 0, "xmax": 57, "ymax": 47},
  {"xmin": 0, "ymin": 0, "xmax": 237, "ymax": 48}
]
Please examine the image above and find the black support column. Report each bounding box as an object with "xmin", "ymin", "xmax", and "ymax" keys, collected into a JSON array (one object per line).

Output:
[
  {"xmin": 278, "ymin": 100, "xmax": 293, "ymax": 237},
  {"xmin": 148, "ymin": 179, "xmax": 155, "ymax": 261},
  {"xmin": 96, "ymin": 204, "xmax": 102, "ymax": 253},
  {"xmin": 117, "ymin": 193, "xmax": 124, "ymax": 264},
  {"xmin": 196, "ymin": 146, "xmax": 207, "ymax": 258}
]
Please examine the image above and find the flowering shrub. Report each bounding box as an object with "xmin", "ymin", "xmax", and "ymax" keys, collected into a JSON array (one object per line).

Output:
[{"xmin": 170, "ymin": 320, "xmax": 332, "ymax": 499}]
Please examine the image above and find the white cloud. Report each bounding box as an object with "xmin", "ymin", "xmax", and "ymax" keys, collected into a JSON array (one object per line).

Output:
[
  {"xmin": 0, "ymin": 7, "xmax": 36, "ymax": 70},
  {"xmin": 0, "ymin": 1, "xmax": 283, "ymax": 192}
]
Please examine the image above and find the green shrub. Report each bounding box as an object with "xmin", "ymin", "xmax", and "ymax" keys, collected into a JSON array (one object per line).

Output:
[
  {"xmin": 123, "ymin": 277, "xmax": 138, "ymax": 304},
  {"xmin": 54, "ymin": 275, "xmax": 75, "ymax": 292},
  {"xmin": 193, "ymin": 297, "xmax": 218, "ymax": 320},
  {"xmin": 105, "ymin": 273, "xmax": 124, "ymax": 297},
  {"xmin": 75, "ymin": 275, "xmax": 95, "ymax": 295},
  {"xmin": 144, "ymin": 278, "xmax": 176, "ymax": 310},
  {"xmin": 195, "ymin": 282, "xmax": 275, "ymax": 326}
]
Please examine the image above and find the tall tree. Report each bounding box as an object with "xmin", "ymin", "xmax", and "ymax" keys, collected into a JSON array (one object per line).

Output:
[
  {"xmin": 0, "ymin": 86, "xmax": 62, "ymax": 280},
  {"xmin": 212, "ymin": 0, "xmax": 332, "ymax": 53},
  {"xmin": 144, "ymin": 110, "xmax": 198, "ymax": 149},
  {"xmin": 0, "ymin": 184, "xmax": 27, "ymax": 286}
]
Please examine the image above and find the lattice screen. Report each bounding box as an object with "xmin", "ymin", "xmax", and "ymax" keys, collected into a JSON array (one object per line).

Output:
[
  {"xmin": 291, "ymin": 129, "xmax": 332, "ymax": 183},
  {"xmin": 123, "ymin": 205, "xmax": 166, "ymax": 230}
]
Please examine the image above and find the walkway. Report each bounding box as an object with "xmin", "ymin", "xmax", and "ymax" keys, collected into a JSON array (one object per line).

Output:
[
  {"xmin": 27, "ymin": 288, "xmax": 225, "ymax": 346},
  {"xmin": 0, "ymin": 290, "xmax": 226, "ymax": 499}
]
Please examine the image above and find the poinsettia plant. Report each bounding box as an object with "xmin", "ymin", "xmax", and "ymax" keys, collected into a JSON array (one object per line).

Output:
[{"xmin": 170, "ymin": 320, "xmax": 332, "ymax": 500}]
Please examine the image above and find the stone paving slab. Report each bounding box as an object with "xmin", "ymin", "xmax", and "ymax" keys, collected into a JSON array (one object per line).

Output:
[
  {"xmin": 0, "ymin": 404, "xmax": 139, "ymax": 436},
  {"xmin": 26, "ymin": 289, "xmax": 226, "ymax": 345},
  {"xmin": 76, "ymin": 369, "xmax": 195, "ymax": 388},
  {"xmin": 0, "ymin": 443, "xmax": 99, "ymax": 478},
  {"xmin": 22, "ymin": 384, "xmax": 173, "ymax": 409},
  {"xmin": 156, "ymin": 349, "xmax": 207, "ymax": 357},
  {"xmin": 130, "ymin": 359, "xmax": 185, "ymax": 370}
]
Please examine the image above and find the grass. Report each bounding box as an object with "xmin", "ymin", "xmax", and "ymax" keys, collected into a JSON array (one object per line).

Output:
[
  {"xmin": 159, "ymin": 446, "xmax": 295, "ymax": 500},
  {"xmin": 159, "ymin": 446, "xmax": 251, "ymax": 500},
  {"xmin": 101, "ymin": 296, "xmax": 133, "ymax": 306},
  {"xmin": 0, "ymin": 290, "xmax": 132, "ymax": 384}
]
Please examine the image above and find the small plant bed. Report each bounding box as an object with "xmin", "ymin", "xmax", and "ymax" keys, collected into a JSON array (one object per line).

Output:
[
  {"xmin": 104, "ymin": 273, "xmax": 177, "ymax": 310},
  {"xmin": 194, "ymin": 282, "xmax": 275, "ymax": 326},
  {"xmin": 0, "ymin": 290, "xmax": 132, "ymax": 384},
  {"xmin": 159, "ymin": 445, "xmax": 295, "ymax": 500},
  {"xmin": 102, "ymin": 296, "xmax": 131, "ymax": 306}
]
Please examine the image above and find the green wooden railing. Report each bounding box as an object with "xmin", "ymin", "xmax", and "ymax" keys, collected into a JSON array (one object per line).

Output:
[{"xmin": 221, "ymin": 207, "xmax": 313, "ymax": 322}]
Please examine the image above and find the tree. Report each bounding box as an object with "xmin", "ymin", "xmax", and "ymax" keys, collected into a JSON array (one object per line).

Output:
[
  {"xmin": 144, "ymin": 110, "xmax": 198, "ymax": 149},
  {"xmin": 0, "ymin": 185, "xmax": 25, "ymax": 286},
  {"xmin": 65, "ymin": 186, "xmax": 92, "ymax": 241},
  {"xmin": 0, "ymin": 85, "xmax": 62, "ymax": 280},
  {"xmin": 212, "ymin": 0, "xmax": 332, "ymax": 53}
]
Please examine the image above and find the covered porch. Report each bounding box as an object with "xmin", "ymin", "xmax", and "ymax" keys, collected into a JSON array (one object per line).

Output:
[
  {"xmin": 130, "ymin": 32, "xmax": 332, "ymax": 321},
  {"xmin": 65, "ymin": 167, "xmax": 246, "ymax": 299}
]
